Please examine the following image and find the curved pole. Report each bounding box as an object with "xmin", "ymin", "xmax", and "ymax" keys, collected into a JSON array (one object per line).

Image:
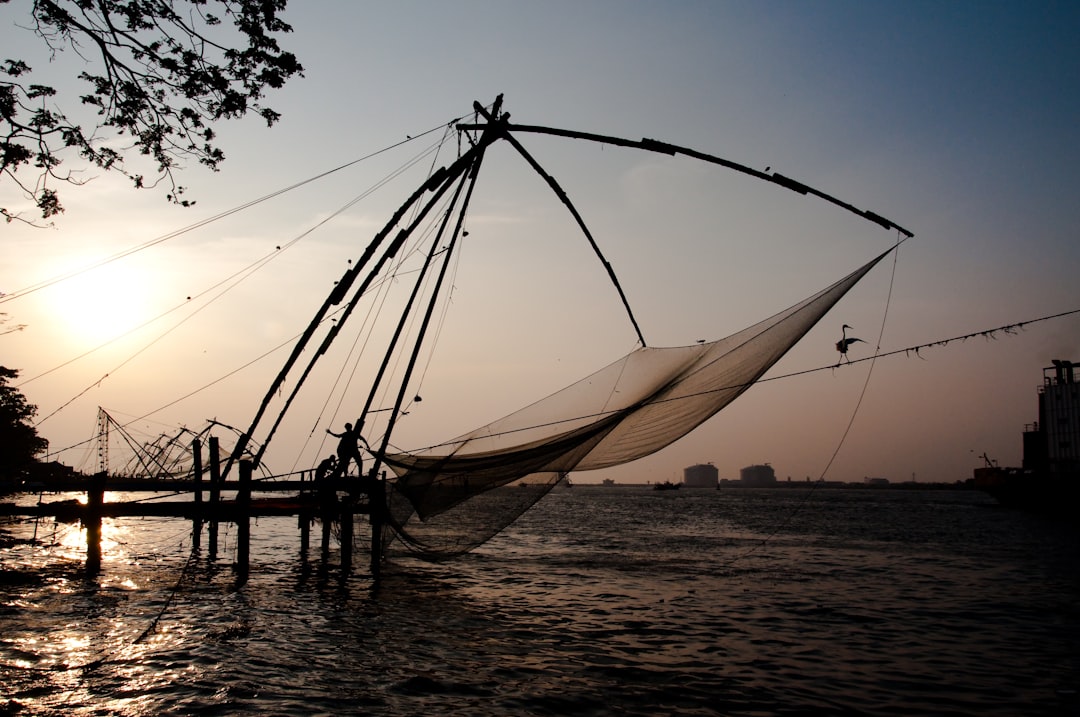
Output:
[
  {"xmin": 456, "ymin": 122, "xmax": 914, "ymax": 239},
  {"xmin": 359, "ymin": 155, "xmax": 476, "ymax": 433},
  {"xmin": 235, "ymin": 99, "xmax": 511, "ymax": 476},
  {"xmin": 369, "ymin": 101, "xmax": 504, "ymax": 479},
  {"xmin": 470, "ymin": 104, "xmax": 647, "ymax": 347},
  {"xmin": 246, "ymin": 154, "xmax": 476, "ymax": 472},
  {"xmin": 372, "ymin": 148, "xmax": 488, "ymax": 481},
  {"xmin": 227, "ymin": 140, "xmax": 489, "ymax": 477}
]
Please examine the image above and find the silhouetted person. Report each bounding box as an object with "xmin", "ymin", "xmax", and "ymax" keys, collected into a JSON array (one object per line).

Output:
[
  {"xmin": 308, "ymin": 454, "xmax": 337, "ymax": 500},
  {"xmin": 314, "ymin": 455, "xmax": 337, "ymax": 482},
  {"xmin": 327, "ymin": 419, "xmax": 369, "ymax": 479}
]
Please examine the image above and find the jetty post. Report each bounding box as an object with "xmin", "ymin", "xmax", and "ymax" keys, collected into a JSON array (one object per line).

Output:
[
  {"xmin": 340, "ymin": 499, "xmax": 353, "ymax": 577},
  {"xmin": 298, "ymin": 469, "xmax": 311, "ymax": 562},
  {"xmin": 208, "ymin": 436, "xmax": 221, "ymax": 560},
  {"xmin": 370, "ymin": 475, "xmax": 385, "ymax": 578},
  {"xmin": 298, "ymin": 510, "xmax": 311, "ymax": 562},
  {"xmin": 318, "ymin": 477, "xmax": 334, "ymax": 564},
  {"xmin": 191, "ymin": 438, "xmax": 203, "ymax": 551},
  {"xmin": 84, "ymin": 470, "xmax": 106, "ymax": 575},
  {"xmin": 236, "ymin": 459, "xmax": 252, "ymax": 581}
]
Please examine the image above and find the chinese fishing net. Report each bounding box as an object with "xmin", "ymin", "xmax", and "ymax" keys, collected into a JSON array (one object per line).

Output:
[{"xmin": 380, "ymin": 247, "xmax": 892, "ymax": 558}]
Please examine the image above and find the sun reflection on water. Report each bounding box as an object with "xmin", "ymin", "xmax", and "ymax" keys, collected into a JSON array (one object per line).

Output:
[{"xmin": 48, "ymin": 517, "xmax": 131, "ymax": 566}]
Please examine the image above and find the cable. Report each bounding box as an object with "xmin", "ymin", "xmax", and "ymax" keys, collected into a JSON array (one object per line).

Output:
[
  {"xmin": 28, "ymin": 140, "xmax": 451, "ymax": 429},
  {"xmin": 396, "ymin": 304, "xmax": 1080, "ymax": 455},
  {"xmin": 0, "ymin": 117, "xmax": 470, "ymax": 305},
  {"xmin": 814, "ymin": 238, "xmax": 901, "ymax": 480},
  {"xmin": 713, "ymin": 233, "xmax": 904, "ymax": 569}
]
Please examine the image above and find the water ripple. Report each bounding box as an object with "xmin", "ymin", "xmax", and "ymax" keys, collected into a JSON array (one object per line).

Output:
[{"xmin": 1, "ymin": 488, "xmax": 1078, "ymax": 715}]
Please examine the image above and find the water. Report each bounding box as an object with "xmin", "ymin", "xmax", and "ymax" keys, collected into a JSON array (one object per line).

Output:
[{"xmin": 2, "ymin": 486, "xmax": 1078, "ymax": 716}]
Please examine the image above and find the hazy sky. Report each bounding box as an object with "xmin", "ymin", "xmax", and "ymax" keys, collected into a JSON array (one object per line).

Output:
[{"xmin": 3, "ymin": 1, "xmax": 1079, "ymax": 484}]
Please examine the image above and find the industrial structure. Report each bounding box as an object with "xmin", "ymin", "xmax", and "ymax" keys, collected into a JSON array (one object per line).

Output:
[
  {"xmin": 974, "ymin": 359, "xmax": 1079, "ymax": 513},
  {"xmin": 740, "ymin": 463, "xmax": 776, "ymax": 486},
  {"xmin": 683, "ymin": 463, "xmax": 718, "ymax": 488},
  {"xmin": 1024, "ymin": 360, "xmax": 1080, "ymax": 476}
]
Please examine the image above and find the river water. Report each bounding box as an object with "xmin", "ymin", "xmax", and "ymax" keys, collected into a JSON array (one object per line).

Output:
[{"xmin": 1, "ymin": 486, "xmax": 1077, "ymax": 716}]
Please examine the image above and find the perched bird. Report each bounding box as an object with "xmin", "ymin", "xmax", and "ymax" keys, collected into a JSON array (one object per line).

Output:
[{"xmin": 835, "ymin": 324, "xmax": 864, "ymax": 363}]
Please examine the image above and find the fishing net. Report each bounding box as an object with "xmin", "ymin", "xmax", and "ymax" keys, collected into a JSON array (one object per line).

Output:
[{"xmin": 381, "ymin": 248, "xmax": 891, "ymax": 558}]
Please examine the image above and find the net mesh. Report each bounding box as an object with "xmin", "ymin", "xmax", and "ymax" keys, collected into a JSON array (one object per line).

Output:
[{"xmin": 382, "ymin": 249, "xmax": 889, "ymax": 557}]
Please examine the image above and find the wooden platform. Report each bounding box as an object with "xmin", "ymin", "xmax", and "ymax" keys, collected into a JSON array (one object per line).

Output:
[{"xmin": 1, "ymin": 459, "xmax": 386, "ymax": 581}]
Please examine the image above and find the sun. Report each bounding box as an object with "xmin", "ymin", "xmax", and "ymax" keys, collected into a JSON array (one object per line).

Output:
[{"xmin": 43, "ymin": 259, "xmax": 161, "ymax": 349}]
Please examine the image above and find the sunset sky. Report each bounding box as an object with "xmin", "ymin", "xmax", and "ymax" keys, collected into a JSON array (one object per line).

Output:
[{"xmin": 3, "ymin": 1, "xmax": 1079, "ymax": 484}]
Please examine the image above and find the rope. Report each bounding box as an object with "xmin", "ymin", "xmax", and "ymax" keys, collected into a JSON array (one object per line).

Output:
[
  {"xmin": 0, "ymin": 117, "xmax": 469, "ymax": 305},
  {"xmin": 710, "ymin": 235, "xmax": 903, "ymax": 569},
  {"xmin": 29, "ymin": 141, "xmax": 452, "ymax": 428},
  {"xmin": 815, "ymin": 238, "xmax": 901, "ymax": 479},
  {"xmin": 399, "ymin": 303, "xmax": 1080, "ymax": 454},
  {"xmin": 131, "ymin": 546, "xmax": 199, "ymax": 646}
]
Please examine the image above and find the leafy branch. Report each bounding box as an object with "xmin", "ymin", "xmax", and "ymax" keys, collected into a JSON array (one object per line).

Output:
[{"xmin": 1, "ymin": 0, "xmax": 303, "ymax": 224}]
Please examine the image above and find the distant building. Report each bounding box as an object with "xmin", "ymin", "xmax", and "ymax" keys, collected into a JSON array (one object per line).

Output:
[
  {"xmin": 1024, "ymin": 360, "xmax": 1080, "ymax": 476},
  {"xmin": 973, "ymin": 360, "xmax": 1080, "ymax": 513},
  {"xmin": 864, "ymin": 477, "xmax": 890, "ymax": 486},
  {"xmin": 740, "ymin": 463, "xmax": 776, "ymax": 486},
  {"xmin": 683, "ymin": 463, "xmax": 718, "ymax": 488}
]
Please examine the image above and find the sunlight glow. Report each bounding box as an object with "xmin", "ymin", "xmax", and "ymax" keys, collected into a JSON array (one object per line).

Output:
[
  {"xmin": 42, "ymin": 257, "xmax": 161, "ymax": 349},
  {"xmin": 55, "ymin": 517, "xmax": 124, "ymax": 559}
]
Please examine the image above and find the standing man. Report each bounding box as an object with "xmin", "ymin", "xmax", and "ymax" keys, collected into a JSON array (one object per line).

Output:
[{"xmin": 327, "ymin": 419, "xmax": 369, "ymax": 479}]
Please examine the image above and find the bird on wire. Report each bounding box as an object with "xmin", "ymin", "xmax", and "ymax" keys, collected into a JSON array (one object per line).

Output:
[{"xmin": 835, "ymin": 324, "xmax": 864, "ymax": 364}]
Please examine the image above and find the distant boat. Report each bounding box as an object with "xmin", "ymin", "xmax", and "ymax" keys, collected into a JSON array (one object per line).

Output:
[
  {"xmin": 975, "ymin": 467, "xmax": 1077, "ymax": 515},
  {"xmin": 974, "ymin": 360, "xmax": 1080, "ymax": 516},
  {"xmin": 652, "ymin": 481, "xmax": 681, "ymax": 491}
]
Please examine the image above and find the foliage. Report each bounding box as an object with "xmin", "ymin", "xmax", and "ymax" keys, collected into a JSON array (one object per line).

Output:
[
  {"xmin": 1, "ymin": 0, "xmax": 303, "ymax": 224},
  {"xmin": 0, "ymin": 366, "xmax": 48, "ymax": 477},
  {"xmin": 1, "ymin": 304, "xmax": 27, "ymax": 335}
]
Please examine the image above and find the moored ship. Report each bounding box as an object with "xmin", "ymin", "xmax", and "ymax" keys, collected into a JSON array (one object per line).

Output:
[{"xmin": 974, "ymin": 360, "xmax": 1079, "ymax": 515}]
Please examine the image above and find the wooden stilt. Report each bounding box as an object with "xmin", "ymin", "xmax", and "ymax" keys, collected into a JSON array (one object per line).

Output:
[
  {"xmin": 299, "ymin": 512, "xmax": 310, "ymax": 562},
  {"xmin": 318, "ymin": 475, "xmax": 334, "ymax": 566},
  {"xmin": 191, "ymin": 438, "xmax": 203, "ymax": 551},
  {"xmin": 320, "ymin": 516, "xmax": 332, "ymax": 565},
  {"xmin": 84, "ymin": 471, "xmax": 106, "ymax": 575},
  {"xmin": 370, "ymin": 476, "xmax": 384, "ymax": 579},
  {"xmin": 208, "ymin": 436, "xmax": 221, "ymax": 560},
  {"xmin": 340, "ymin": 502, "xmax": 353, "ymax": 577},
  {"xmin": 236, "ymin": 459, "xmax": 251, "ymax": 582}
]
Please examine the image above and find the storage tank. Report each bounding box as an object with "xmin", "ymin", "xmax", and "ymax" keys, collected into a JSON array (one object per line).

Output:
[
  {"xmin": 740, "ymin": 463, "xmax": 776, "ymax": 486},
  {"xmin": 683, "ymin": 463, "xmax": 718, "ymax": 488}
]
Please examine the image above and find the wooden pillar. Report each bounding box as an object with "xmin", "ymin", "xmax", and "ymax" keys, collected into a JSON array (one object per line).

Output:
[
  {"xmin": 208, "ymin": 436, "xmax": 221, "ymax": 560},
  {"xmin": 85, "ymin": 471, "xmax": 106, "ymax": 575},
  {"xmin": 370, "ymin": 475, "xmax": 385, "ymax": 579},
  {"xmin": 299, "ymin": 512, "xmax": 311, "ymax": 562},
  {"xmin": 340, "ymin": 502, "xmax": 353, "ymax": 577},
  {"xmin": 236, "ymin": 459, "xmax": 251, "ymax": 582},
  {"xmin": 319, "ymin": 478, "xmax": 334, "ymax": 565},
  {"xmin": 191, "ymin": 438, "xmax": 203, "ymax": 551}
]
